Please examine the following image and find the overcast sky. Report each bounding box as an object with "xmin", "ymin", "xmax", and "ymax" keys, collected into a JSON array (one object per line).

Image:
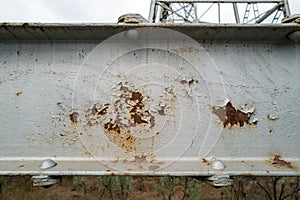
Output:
[{"xmin": 0, "ymin": 0, "xmax": 299, "ymax": 23}]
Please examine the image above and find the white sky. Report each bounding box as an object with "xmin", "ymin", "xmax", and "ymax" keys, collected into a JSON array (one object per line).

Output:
[{"xmin": 0, "ymin": 0, "xmax": 299, "ymax": 23}]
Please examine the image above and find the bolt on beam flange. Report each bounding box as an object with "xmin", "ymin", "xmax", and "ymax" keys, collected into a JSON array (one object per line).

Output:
[
  {"xmin": 40, "ymin": 159, "xmax": 57, "ymax": 170},
  {"xmin": 206, "ymin": 174, "xmax": 234, "ymax": 187},
  {"xmin": 31, "ymin": 175, "xmax": 62, "ymax": 187},
  {"xmin": 211, "ymin": 159, "xmax": 227, "ymax": 170}
]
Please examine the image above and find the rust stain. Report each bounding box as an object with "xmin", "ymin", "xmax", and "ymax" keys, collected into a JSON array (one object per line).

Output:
[
  {"xmin": 212, "ymin": 101, "xmax": 254, "ymax": 128},
  {"xmin": 130, "ymin": 91, "xmax": 143, "ymax": 101},
  {"xmin": 131, "ymin": 113, "xmax": 148, "ymax": 124},
  {"xmin": 188, "ymin": 78, "xmax": 198, "ymax": 85},
  {"xmin": 201, "ymin": 158, "xmax": 209, "ymax": 165},
  {"xmin": 83, "ymin": 82, "xmax": 157, "ymax": 152},
  {"xmin": 269, "ymin": 153, "xmax": 294, "ymax": 169},
  {"xmin": 98, "ymin": 105, "xmax": 109, "ymax": 115},
  {"xmin": 69, "ymin": 111, "xmax": 79, "ymax": 124},
  {"xmin": 104, "ymin": 119, "xmax": 121, "ymax": 134},
  {"xmin": 177, "ymin": 77, "xmax": 198, "ymax": 86}
]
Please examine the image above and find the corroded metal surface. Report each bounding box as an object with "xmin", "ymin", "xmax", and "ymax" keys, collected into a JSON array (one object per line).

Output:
[
  {"xmin": 212, "ymin": 101, "xmax": 256, "ymax": 128},
  {"xmin": 0, "ymin": 25, "xmax": 299, "ymax": 176},
  {"xmin": 71, "ymin": 28, "xmax": 223, "ymax": 171}
]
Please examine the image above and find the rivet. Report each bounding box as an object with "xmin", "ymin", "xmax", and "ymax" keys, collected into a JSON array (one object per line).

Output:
[
  {"xmin": 211, "ymin": 159, "xmax": 226, "ymax": 170},
  {"xmin": 40, "ymin": 159, "xmax": 57, "ymax": 170}
]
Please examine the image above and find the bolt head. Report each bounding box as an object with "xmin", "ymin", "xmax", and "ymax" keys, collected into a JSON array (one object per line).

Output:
[
  {"xmin": 40, "ymin": 159, "xmax": 57, "ymax": 170},
  {"xmin": 211, "ymin": 159, "xmax": 226, "ymax": 170}
]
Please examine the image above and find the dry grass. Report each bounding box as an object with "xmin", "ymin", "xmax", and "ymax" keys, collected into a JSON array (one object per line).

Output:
[{"xmin": 0, "ymin": 176, "xmax": 299, "ymax": 200}]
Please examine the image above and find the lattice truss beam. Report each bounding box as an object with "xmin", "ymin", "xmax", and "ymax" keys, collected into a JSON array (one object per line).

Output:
[{"xmin": 149, "ymin": 0, "xmax": 291, "ymax": 23}]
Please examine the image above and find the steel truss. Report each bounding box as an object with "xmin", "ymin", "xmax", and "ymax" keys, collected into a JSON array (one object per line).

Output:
[{"xmin": 149, "ymin": 0, "xmax": 291, "ymax": 23}]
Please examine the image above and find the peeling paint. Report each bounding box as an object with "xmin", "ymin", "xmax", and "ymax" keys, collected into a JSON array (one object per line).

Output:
[
  {"xmin": 82, "ymin": 82, "xmax": 160, "ymax": 152},
  {"xmin": 269, "ymin": 153, "xmax": 293, "ymax": 169},
  {"xmin": 212, "ymin": 101, "xmax": 255, "ymax": 128}
]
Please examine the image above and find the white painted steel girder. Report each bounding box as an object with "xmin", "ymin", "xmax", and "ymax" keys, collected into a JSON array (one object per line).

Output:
[{"xmin": 0, "ymin": 24, "xmax": 299, "ymax": 176}]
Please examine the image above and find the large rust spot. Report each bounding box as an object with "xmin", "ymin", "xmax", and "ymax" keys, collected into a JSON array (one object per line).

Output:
[
  {"xmin": 83, "ymin": 82, "xmax": 156, "ymax": 152},
  {"xmin": 269, "ymin": 153, "xmax": 293, "ymax": 169},
  {"xmin": 127, "ymin": 90, "xmax": 151, "ymax": 125},
  {"xmin": 212, "ymin": 102, "xmax": 254, "ymax": 128}
]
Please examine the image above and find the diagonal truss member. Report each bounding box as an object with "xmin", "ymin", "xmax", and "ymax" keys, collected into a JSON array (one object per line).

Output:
[{"xmin": 149, "ymin": 0, "xmax": 291, "ymax": 23}]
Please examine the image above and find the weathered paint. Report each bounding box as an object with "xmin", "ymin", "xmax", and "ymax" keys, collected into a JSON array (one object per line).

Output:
[
  {"xmin": 269, "ymin": 153, "xmax": 294, "ymax": 169},
  {"xmin": 0, "ymin": 24, "xmax": 299, "ymax": 176},
  {"xmin": 212, "ymin": 101, "xmax": 255, "ymax": 128}
]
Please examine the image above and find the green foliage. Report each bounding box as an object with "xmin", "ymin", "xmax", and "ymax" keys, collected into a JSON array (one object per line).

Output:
[
  {"xmin": 73, "ymin": 176, "xmax": 87, "ymax": 196},
  {"xmin": 156, "ymin": 177, "xmax": 202, "ymax": 200},
  {"xmin": 156, "ymin": 176, "xmax": 181, "ymax": 200},
  {"xmin": 186, "ymin": 178, "xmax": 202, "ymax": 200},
  {"xmin": 96, "ymin": 176, "xmax": 133, "ymax": 200},
  {"xmin": 73, "ymin": 176, "xmax": 87, "ymax": 187}
]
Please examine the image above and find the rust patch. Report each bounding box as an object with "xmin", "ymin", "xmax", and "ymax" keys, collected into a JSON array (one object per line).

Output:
[
  {"xmin": 177, "ymin": 77, "xmax": 198, "ymax": 86},
  {"xmin": 130, "ymin": 91, "xmax": 143, "ymax": 101},
  {"xmin": 201, "ymin": 158, "xmax": 209, "ymax": 165},
  {"xmin": 212, "ymin": 102, "xmax": 254, "ymax": 128},
  {"xmin": 188, "ymin": 78, "xmax": 198, "ymax": 85},
  {"xmin": 131, "ymin": 113, "xmax": 148, "ymax": 124},
  {"xmin": 104, "ymin": 119, "xmax": 121, "ymax": 134},
  {"xmin": 83, "ymin": 82, "xmax": 157, "ymax": 152},
  {"xmin": 98, "ymin": 105, "xmax": 109, "ymax": 115},
  {"xmin": 69, "ymin": 111, "xmax": 79, "ymax": 124},
  {"xmin": 269, "ymin": 153, "xmax": 293, "ymax": 169}
]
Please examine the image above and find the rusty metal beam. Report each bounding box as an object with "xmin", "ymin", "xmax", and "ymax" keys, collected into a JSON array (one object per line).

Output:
[{"xmin": 0, "ymin": 24, "xmax": 299, "ymax": 177}]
